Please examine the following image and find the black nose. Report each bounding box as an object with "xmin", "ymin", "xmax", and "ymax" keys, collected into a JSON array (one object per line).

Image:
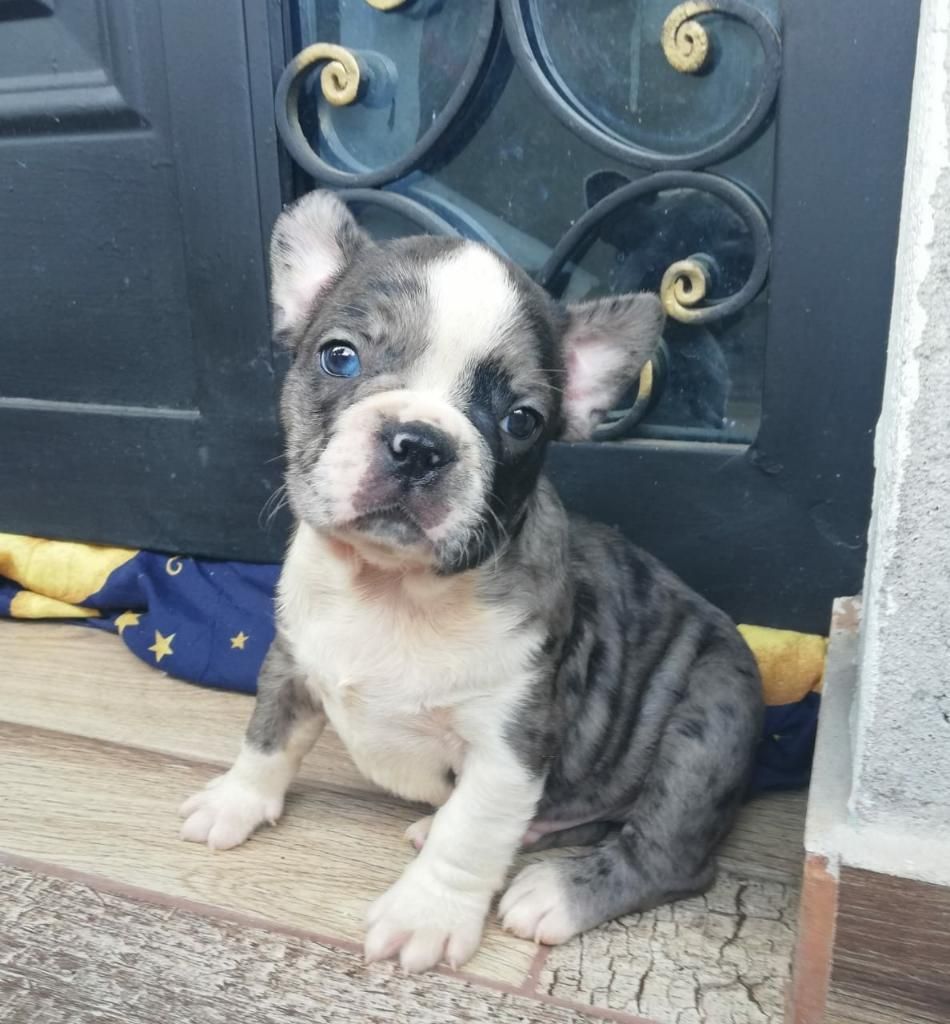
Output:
[{"xmin": 383, "ymin": 421, "xmax": 456, "ymax": 483}]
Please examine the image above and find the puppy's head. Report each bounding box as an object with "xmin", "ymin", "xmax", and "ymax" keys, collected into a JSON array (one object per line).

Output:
[{"xmin": 271, "ymin": 191, "xmax": 663, "ymax": 573}]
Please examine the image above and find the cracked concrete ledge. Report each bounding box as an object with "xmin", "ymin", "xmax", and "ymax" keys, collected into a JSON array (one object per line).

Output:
[
  {"xmin": 806, "ymin": 597, "xmax": 950, "ymax": 887},
  {"xmin": 529, "ymin": 769, "xmax": 807, "ymax": 1022},
  {"xmin": 539, "ymin": 871, "xmax": 797, "ymax": 1023}
]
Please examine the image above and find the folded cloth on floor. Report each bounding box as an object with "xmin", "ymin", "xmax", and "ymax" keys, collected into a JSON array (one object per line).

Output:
[
  {"xmin": 0, "ymin": 533, "xmax": 821, "ymax": 791},
  {"xmin": 0, "ymin": 534, "xmax": 275, "ymax": 693}
]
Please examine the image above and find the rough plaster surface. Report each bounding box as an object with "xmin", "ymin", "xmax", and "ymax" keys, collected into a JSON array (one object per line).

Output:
[
  {"xmin": 808, "ymin": 600, "xmax": 950, "ymax": 886},
  {"xmin": 852, "ymin": 0, "xmax": 950, "ymax": 835},
  {"xmin": 540, "ymin": 871, "xmax": 796, "ymax": 1023}
]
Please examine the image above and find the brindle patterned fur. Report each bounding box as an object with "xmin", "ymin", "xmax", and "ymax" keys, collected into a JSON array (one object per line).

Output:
[{"xmin": 179, "ymin": 192, "xmax": 763, "ymax": 974}]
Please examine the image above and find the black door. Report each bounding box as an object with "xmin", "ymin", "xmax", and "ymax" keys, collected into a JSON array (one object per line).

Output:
[
  {"xmin": 1, "ymin": 1, "xmax": 921, "ymax": 634},
  {"xmin": 0, "ymin": 0, "xmax": 284, "ymax": 556}
]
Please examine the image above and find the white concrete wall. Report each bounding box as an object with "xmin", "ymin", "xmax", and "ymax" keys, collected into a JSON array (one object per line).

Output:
[{"xmin": 850, "ymin": 0, "xmax": 950, "ymax": 837}]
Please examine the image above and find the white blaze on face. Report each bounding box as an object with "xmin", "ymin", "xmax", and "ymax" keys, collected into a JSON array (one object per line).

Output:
[{"xmin": 412, "ymin": 245, "xmax": 521, "ymax": 397}]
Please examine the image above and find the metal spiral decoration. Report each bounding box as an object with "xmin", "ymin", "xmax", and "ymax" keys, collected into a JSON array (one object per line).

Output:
[
  {"xmin": 661, "ymin": 258, "xmax": 711, "ymax": 322},
  {"xmin": 662, "ymin": 2, "xmax": 715, "ymax": 73},
  {"xmin": 540, "ymin": 172, "xmax": 771, "ymax": 325},
  {"xmin": 274, "ymin": 0, "xmax": 497, "ymax": 188},
  {"xmin": 499, "ymin": 0, "xmax": 781, "ymax": 170}
]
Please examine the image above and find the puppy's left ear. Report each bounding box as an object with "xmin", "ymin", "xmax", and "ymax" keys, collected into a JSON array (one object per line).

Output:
[
  {"xmin": 559, "ymin": 293, "xmax": 664, "ymax": 441},
  {"xmin": 269, "ymin": 190, "xmax": 369, "ymax": 345}
]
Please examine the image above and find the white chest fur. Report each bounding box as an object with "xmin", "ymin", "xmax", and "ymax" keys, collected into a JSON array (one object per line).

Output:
[{"xmin": 278, "ymin": 526, "xmax": 541, "ymax": 805}]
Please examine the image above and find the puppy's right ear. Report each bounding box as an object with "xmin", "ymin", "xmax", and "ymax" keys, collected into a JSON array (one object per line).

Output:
[{"xmin": 269, "ymin": 190, "xmax": 368, "ymax": 344}]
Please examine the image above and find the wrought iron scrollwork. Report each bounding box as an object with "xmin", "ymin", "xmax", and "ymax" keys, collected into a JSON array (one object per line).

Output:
[
  {"xmin": 397, "ymin": 187, "xmax": 503, "ymax": 250},
  {"xmin": 540, "ymin": 171, "xmax": 771, "ymax": 326},
  {"xmin": 499, "ymin": 0, "xmax": 781, "ymax": 170},
  {"xmin": 337, "ymin": 188, "xmax": 461, "ymax": 236},
  {"xmin": 274, "ymin": 0, "xmax": 497, "ymax": 188},
  {"xmin": 273, "ymin": 43, "xmax": 364, "ymax": 183}
]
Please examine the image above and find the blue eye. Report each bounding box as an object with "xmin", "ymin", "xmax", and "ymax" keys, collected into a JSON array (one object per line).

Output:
[
  {"xmin": 319, "ymin": 342, "xmax": 361, "ymax": 378},
  {"xmin": 501, "ymin": 406, "xmax": 542, "ymax": 440}
]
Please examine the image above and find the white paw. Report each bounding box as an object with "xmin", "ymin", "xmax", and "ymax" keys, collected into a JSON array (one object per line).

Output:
[
  {"xmin": 404, "ymin": 815, "xmax": 434, "ymax": 851},
  {"xmin": 364, "ymin": 862, "xmax": 489, "ymax": 973},
  {"xmin": 178, "ymin": 772, "xmax": 284, "ymax": 851},
  {"xmin": 499, "ymin": 860, "xmax": 580, "ymax": 945}
]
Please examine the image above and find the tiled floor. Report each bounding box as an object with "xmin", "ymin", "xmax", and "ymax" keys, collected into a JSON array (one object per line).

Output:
[{"xmin": 0, "ymin": 621, "xmax": 806, "ymax": 1023}]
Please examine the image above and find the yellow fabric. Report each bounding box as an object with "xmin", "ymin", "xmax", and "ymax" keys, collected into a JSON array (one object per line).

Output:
[
  {"xmin": 0, "ymin": 534, "xmax": 136, "ymax": 607},
  {"xmin": 739, "ymin": 623, "xmax": 827, "ymax": 705},
  {"xmin": 115, "ymin": 610, "xmax": 142, "ymax": 634},
  {"xmin": 9, "ymin": 591, "xmax": 100, "ymax": 619}
]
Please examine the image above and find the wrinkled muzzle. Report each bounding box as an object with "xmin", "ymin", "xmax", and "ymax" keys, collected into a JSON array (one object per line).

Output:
[{"xmin": 299, "ymin": 389, "xmax": 492, "ymax": 562}]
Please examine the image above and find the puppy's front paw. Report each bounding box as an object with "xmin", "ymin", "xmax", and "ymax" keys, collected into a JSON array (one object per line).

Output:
[
  {"xmin": 178, "ymin": 772, "xmax": 283, "ymax": 851},
  {"xmin": 404, "ymin": 815, "xmax": 434, "ymax": 851},
  {"xmin": 365, "ymin": 864, "xmax": 489, "ymax": 973},
  {"xmin": 499, "ymin": 860, "xmax": 580, "ymax": 945}
]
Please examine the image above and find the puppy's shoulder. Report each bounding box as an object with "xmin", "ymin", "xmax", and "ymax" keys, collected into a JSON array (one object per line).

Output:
[{"xmin": 565, "ymin": 514, "xmax": 741, "ymax": 635}]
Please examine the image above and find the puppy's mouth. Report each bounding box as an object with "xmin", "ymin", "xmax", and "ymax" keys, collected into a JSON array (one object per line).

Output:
[{"xmin": 346, "ymin": 504, "xmax": 428, "ymax": 548}]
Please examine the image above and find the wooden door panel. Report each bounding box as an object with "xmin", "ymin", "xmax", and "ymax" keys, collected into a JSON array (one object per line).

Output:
[{"xmin": 0, "ymin": 0, "xmax": 284, "ymax": 556}]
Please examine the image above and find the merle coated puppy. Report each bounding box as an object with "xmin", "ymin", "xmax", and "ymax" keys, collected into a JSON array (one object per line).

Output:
[{"xmin": 179, "ymin": 191, "xmax": 763, "ymax": 973}]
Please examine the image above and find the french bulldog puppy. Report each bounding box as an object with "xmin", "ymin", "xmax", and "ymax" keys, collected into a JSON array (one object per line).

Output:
[{"xmin": 180, "ymin": 191, "xmax": 763, "ymax": 974}]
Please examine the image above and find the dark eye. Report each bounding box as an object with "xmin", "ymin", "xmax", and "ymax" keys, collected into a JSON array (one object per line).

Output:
[
  {"xmin": 319, "ymin": 342, "xmax": 361, "ymax": 379},
  {"xmin": 501, "ymin": 406, "xmax": 542, "ymax": 440}
]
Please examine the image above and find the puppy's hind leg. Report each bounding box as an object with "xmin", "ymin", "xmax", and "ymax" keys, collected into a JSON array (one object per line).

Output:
[
  {"xmin": 179, "ymin": 634, "xmax": 325, "ymax": 850},
  {"xmin": 501, "ymin": 650, "xmax": 761, "ymax": 944}
]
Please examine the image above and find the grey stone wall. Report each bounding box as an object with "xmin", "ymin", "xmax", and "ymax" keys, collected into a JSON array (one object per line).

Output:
[{"xmin": 851, "ymin": 0, "xmax": 950, "ymax": 837}]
